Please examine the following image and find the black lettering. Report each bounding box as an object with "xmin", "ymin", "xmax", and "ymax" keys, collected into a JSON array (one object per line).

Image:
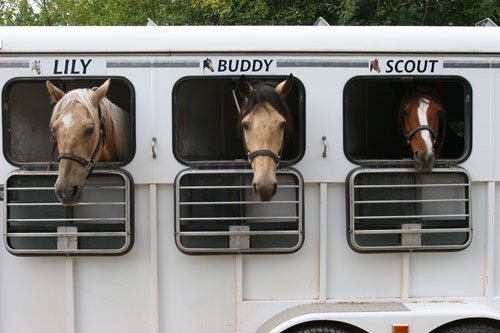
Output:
[
  {"xmin": 71, "ymin": 59, "xmax": 80, "ymax": 74},
  {"xmin": 386, "ymin": 60, "xmax": 394, "ymax": 73},
  {"xmin": 218, "ymin": 59, "xmax": 227, "ymax": 72},
  {"xmin": 416, "ymin": 60, "xmax": 428, "ymax": 73},
  {"xmin": 252, "ymin": 60, "xmax": 263, "ymax": 72},
  {"xmin": 405, "ymin": 60, "xmax": 415, "ymax": 72},
  {"xmin": 263, "ymin": 59, "xmax": 273, "ymax": 71},
  {"xmin": 80, "ymin": 59, "xmax": 92, "ymax": 74},
  {"xmin": 395, "ymin": 60, "xmax": 404, "ymax": 73},
  {"xmin": 53, "ymin": 60, "xmax": 63, "ymax": 74},
  {"xmin": 64, "ymin": 59, "xmax": 69, "ymax": 74},
  {"xmin": 228, "ymin": 60, "xmax": 239, "ymax": 72},
  {"xmin": 428, "ymin": 60, "xmax": 438, "ymax": 72},
  {"xmin": 240, "ymin": 60, "xmax": 251, "ymax": 72}
]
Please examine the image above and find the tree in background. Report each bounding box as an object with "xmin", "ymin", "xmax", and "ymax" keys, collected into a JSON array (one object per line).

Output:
[{"xmin": 0, "ymin": 0, "xmax": 497, "ymax": 26}]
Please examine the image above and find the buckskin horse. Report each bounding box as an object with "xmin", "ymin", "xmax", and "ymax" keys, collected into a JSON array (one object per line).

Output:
[{"xmin": 237, "ymin": 74, "xmax": 294, "ymax": 201}]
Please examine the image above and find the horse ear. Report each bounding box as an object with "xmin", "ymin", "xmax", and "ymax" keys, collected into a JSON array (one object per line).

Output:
[
  {"xmin": 276, "ymin": 74, "xmax": 293, "ymax": 97},
  {"xmin": 238, "ymin": 75, "xmax": 253, "ymax": 99},
  {"xmin": 91, "ymin": 79, "xmax": 110, "ymax": 106},
  {"xmin": 46, "ymin": 81, "xmax": 65, "ymax": 102}
]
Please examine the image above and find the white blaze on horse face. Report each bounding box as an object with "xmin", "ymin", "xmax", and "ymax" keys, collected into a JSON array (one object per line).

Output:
[
  {"xmin": 62, "ymin": 112, "xmax": 74, "ymax": 132},
  {"xmin": 417, "ymin": 98, "xmax": 433, "ymax": 153}
]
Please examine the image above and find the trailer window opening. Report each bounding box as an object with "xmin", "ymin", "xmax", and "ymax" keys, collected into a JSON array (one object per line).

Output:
[
  {"xmin": 175, "ymin": 169, "xmax": 304, "ymax": 254},
  {"xmin": 343, "ymin": 77, "xmax": 471, "ymax": 164},
  {"xmin": 347, "ymin": 168, "xmax": 471, "ymax": 252},
  {"xmin": 172, "ymin": 76, "xmax": 305, "ymax": 165},
  {"xmin": 4, "ymin": 170, "xmax": 133, "ymax": 255},
  {"xmin": 2, "ymin": 78, "xmax": 135, "ymax": 167}
]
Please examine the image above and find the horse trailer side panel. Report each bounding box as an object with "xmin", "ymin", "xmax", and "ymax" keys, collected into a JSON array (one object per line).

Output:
[
  {"xmin": 242, "ymin": 184, "xmax": 318, "ymax": 300},
  {"xmin": 410, "ymin": 182, "xmax": 486, "ymax": 297},
  {"xmin": 0, "ymin": 250, "xmax": 67, "ymax": 333},
  {"xmin": 75, "ymin": 185, "xmax": 151, "ymax": 333},
  {"xmin": 327, "ymin": 183, "xmax": 402, "ymax": 299},
  {"xmin": 157, "ymin": 184, "xmax": 236, "ymax": 333}
]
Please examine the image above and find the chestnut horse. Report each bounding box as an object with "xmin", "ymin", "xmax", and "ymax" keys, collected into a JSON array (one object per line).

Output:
[
  {"xmin": 238, "ymin": 74, "xmax": 294, "ymax": 201},
  {"xmin": 399, "ymin": 87, "xmax": 444, "ymax": 172},
  {"xmin": 47, "ymin": 79, "xmax": 129, "ymax": 205}
]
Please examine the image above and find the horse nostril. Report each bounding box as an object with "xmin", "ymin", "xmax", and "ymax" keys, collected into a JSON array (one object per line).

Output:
[
  {"xmin": 272, "ymin": 183, "xmax": 277, "ymax": 196},
  {"xmin": 72, "ymin": 186, "xmax": 79, "ymax": 199},
  {"xmin": 252, "ymin": 183, "xmax": 257, "ymax": 193}
]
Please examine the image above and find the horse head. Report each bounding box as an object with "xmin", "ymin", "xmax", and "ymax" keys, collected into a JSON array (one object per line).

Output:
[
  {"xmin": 399, "ymin": 87, "xmax": 444, "ymax": 172},
  {"xmin": 238, "ymin": 74, "xmax": 294, "ymax": 201},
  {"xmin": 47, "ymin": 79, "xmax": 115, "ymax": 205}
]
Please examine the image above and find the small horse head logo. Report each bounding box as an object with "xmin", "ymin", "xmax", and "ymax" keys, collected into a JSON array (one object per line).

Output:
[
  {"xmin": 203, "ymin": 58, "xmax": 214, "ymax": 73},
  {"xmin": 369, "ymin": 58, "xmax": 380, "ymax": 73},
  {"xmin": 31, "ymin": 60, "xmax": 41, "ymax": 75}
]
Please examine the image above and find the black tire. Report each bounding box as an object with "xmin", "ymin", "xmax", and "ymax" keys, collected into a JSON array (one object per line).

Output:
[
  {"xmin": 435, "ymin": 322, "xmax": 500, "ymax": 333},
  {"xmin": 285, "ymin": 322, "xmax": 363, "ymax": 333}
]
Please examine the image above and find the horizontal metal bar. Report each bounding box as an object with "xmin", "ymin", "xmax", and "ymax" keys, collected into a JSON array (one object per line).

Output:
[
  {"xmin": 354, "ymin": 183, "xmax": 468, "ymax": 189},
  {"xmin": 179, "ymin": 200, "xmax": 298, "ymax": 205},
  {"xmin": 354, "ymin": 214, "xmax": 468, "ymax": 220},
  {"xmin": 7, "ymin": 202, "xmax": 126, "ymax": 207},
  {"xmin": 179, "ymin": 184, "xmax": 299, "ymax": 190},
  {"xmin": 7, "ymin": 232, "xmax": 127, "ymax": 238},
  {"xmin": 178, "ymin": 230, "xmax": 300, "ymax": 236},
  {"xmin": 354, "ymin": 198, "xmax": 469, "ymax": 204},
  {"xmin": 354, "ymin": 228, "xmax": 471, "ymax": 235},
  {"xmin": 7, "ymin": 217, "xmax": 126, "ymax": 222},
  {"xmin": 180, "ymin": 216, "xmax": 299, "ymax": 221},
  {"xmin": 7, "ymin": 186, "xmax": 126, "ymax": 191}
]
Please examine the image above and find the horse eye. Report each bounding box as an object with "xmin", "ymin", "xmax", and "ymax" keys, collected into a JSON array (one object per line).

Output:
[
  {"xmin": 242, "ymin": 122, "xmax": 249, "ymax": 130},
  {"xmin": 49, "ymin": 128, "xmax": 56, "ymax": 142},
  {"xmin": 84, "ymin": 126, "xmax": 95, "ymax": 137},
  {"xmin": 280, "ymin": 122, "xmax": 286, "ymax": 129}
]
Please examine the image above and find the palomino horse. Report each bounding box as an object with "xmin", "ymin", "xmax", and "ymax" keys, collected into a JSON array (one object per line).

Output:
[
  {"xmin": 47, "ymin": 79, "xmax": 129, "ymax": 205},
  {"xmin": 399, "ymin": 87, "xmax": 444, "ymax": 172},
  {"xmin": 238, "ymin": 74, "xmax": 294, "ymax": 201}
]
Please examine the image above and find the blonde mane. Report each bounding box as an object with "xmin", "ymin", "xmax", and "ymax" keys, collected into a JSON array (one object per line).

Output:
[{"xmin": 50, "ymin": 88, "xmax": 129, "ymax": 160}]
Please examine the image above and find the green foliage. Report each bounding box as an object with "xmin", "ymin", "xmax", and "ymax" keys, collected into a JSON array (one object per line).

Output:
[{"xmin": 0, "ymin": 0, "xmax": 497, "ymax": 26}]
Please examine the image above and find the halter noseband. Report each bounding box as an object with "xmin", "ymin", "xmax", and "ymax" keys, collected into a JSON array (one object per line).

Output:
[
  {"xmin": 404, "ymin": 125, "xmax": 437, "ymax": 145},
  {"xmin": 49, "ymin": 98, "xmax": 106, "ymax": 174},
  {"xmin": 247, "ymin": 149, "xmax": 281, "ymax": 164}
]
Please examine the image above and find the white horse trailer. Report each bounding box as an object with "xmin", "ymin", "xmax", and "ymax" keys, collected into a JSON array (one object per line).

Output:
[{"xmin": 0, "ymin": 26, "xmax": 499, "ymax": 333}]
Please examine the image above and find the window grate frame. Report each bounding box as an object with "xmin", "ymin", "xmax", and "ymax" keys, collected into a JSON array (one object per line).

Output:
[
  {"xmin": 347, "ymin": 167, "xmax": 471, "ymax": 253},
  {"xmin": 3, "ymin": 169, "xmax": 133, "ymax": 256},
  {"xmin": 175, "ymin": 168, "xmax": 304, "ymax": 255}
]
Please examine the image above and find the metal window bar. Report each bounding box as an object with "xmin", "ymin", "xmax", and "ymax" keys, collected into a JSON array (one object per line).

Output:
[
  {"xmin": 348, "ymin": 168, "xmax": 471, "ymax": 252},
  {"xmin": 4, "ymin": 170, "xmax": 132, "ymax": 255},
  {"xmin": 175, "ymin": 168, "xmax": 304, "ymax": 254}
]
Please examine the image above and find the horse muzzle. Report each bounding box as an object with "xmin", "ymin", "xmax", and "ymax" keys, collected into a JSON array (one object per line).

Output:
[
  {"xmin": 253, "ymin": 180, "xmax": 278, "ymax": 202},
  {"xmin": 55, "ymin": 182, "xmax": 84, "ymax": 206},
  {"xmin": 414, "ymin": 150, "xmax": 435, "ymax": 172}
]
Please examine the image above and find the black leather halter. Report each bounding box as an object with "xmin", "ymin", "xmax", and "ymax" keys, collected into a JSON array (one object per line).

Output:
[
  {"xmin": 49, "ymin": 103, "xmax": 106, "ymax": 174},
  {"xmin": 244, "ymin": 132, "xmax": 285, "ymax": 166},
  {"xmin": 404, "ymin": 125, "xmax": 437, "ymax": 145},
  {"xmin": 247, "ymin": 149, "xmax": 281, "ymax": 164}
]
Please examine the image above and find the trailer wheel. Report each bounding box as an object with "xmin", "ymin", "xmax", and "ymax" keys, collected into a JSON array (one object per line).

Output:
[
  {"xmin": 285, "ymin": 321, "xmax": 365, "ymax": 333},
  {"xmin": 435, "ymin": 322, "xmax": 500, "ymax": 333}
]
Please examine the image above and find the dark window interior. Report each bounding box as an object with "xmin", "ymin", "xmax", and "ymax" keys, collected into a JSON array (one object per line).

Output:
[
  {"xmin": 173, "ymin": 76, "xmax": 305, "ymax": 165},
  {"xmin": 344, "ymin": 77, "xmax": 471, "ymax": 164},
  {"xmin": 2, "ymin": 78, "xmax": 134, "ymax": 167}
]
